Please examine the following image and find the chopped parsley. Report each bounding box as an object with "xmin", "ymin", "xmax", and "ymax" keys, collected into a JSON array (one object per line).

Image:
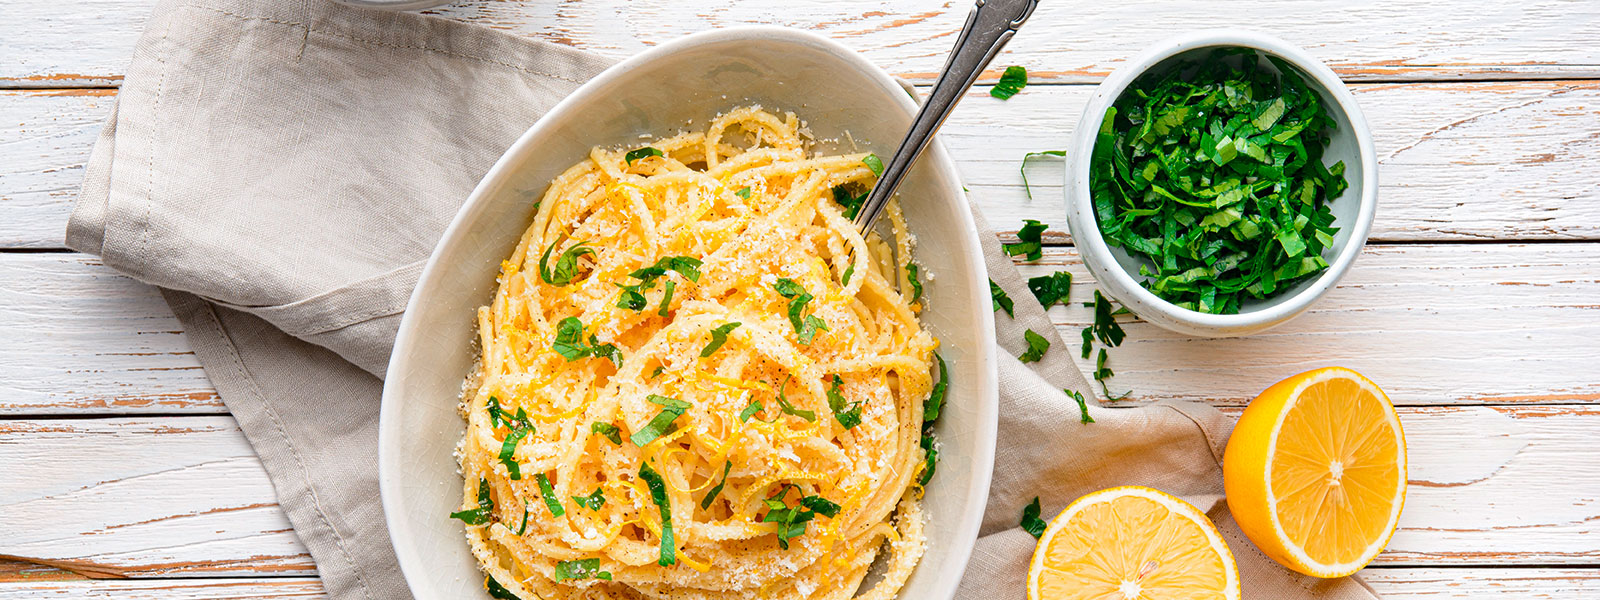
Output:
[
  {"xmin": 700, "ymin": 322, "xmax": 741, "ymax": 358},
  {"xmin": 1028, "ymin": 271, "xmax": 1072, "ymax": 309},
  {"xmin": 657, "ymin": 280, "xmax": 676, "ymax": 316},
  {"xmin": 735, "ymin": 186, "xmax": 753, "ymax": 200},
  {"xmin": 485, "ymin": 575, "xmax": 520, "ymax": 600},
  {"xmin": 772, "ymin": 378, "xmax": 816, "ymax": 422},
  {"xmin": 1094, "ymin": 348, "xmax": 1130, "ymax": 401},
  {"xmin": 1066, "ymin": 388, "xmax": 1095, "ymax": 424},
  {"xmin": 1019, "ymin": 329, "xmax": 1050, "ymax": 363},
  {"xmin": 825, "ymin": 374, "xmax": 862, "ymax": 430},
  {"xmin": 990, "ymin": 65, "xmax": 1029, "ymax": 100},
  {"xmin": 499, "ymin": 424, "xmax": 532, "ymax": 480},
  {"xmin": 1020, "ymin": 150, "xmax": 1066, "ymax": 200},
  {"xmin": 638, "ymin": 462, "xmax": 676, "ymax": 566},
  {"xmin": 842, "ymin": 261, "xmax": 856, "ymax": 286},
  {"xmin": 918, "ymin": 352, "xmax": 949, "ymax": 488},
  {"xmin": 918, "ymin": 433, "xmax": 939, "ymax": 487},
  {"xmin": 591, "ymin": 422, "xmax": 622, "ymax": 445},
  {"xmin": 739, "ymin": 399, "xmax": 762, "ymax": 422},
  {"xmin": 553, "ymin": 558, "xmax": 612, "ymax": 581},
  {"xmin": 1091, "ymin": 50, "xmax": 1346, "ymax": 314},
  {"xmin": 630, "ymin": 395, "xmax": 690, "ymax": 447},
  {"xmin": 862, "ymin": 153, "xmax": 885, "ymax": 177},
  {"xmin": 1002, "ymin": 220, "xmax": 1047, "ymax": 261},
  {"xmin": 906, "ymin": 263, "xmax": 924, "ymax": 303},
  {"xmin": 449, "ymin": 478, "xmax": 494, "ymax": 525},
  {"xmin": 1088, "ymin": 290, "xmax": 1128, "ymax": 347},
  {"xmin": 536, "ymin": 473, "xmax": 564, "ymax": 517},
  {"xmin": 832, "ymin": 185, "xmax": 867, "ymax": 219},
  {"xmin": 699, "ymin": 461, "xmax": 734, "ymax": 510},
  {"xmin": 572, "ymin": 487, "xmax": 606, "ymax": 511},
  {"xmin": 990, "ymin": 279, "xmax": 1015, "ymax": 317},
  {"xmin": 624, "ymin": 146, "xmax": 663, "ymax": 165},
  {"xmin": 552, "ymin": 317, "xmax": 621, "ymax": 366},
  {"xmin": 1020, "ymin": 497, "xmax": 1048, "ymax": 539},
  {"xmin": 616, "ymin": 256, "xmax": 700, "ymax": 313},
  {"xmin": 649, "ymin": 365, "xmax": 665, "ymax": 379},
  {"xmin": 761, "ymin": 485, "xmax": 840, "ymax": 550},
  {"xmin": 773, "ymin": 278, "xmax": 827, "ymax": 345},
  {"xmin": 516, "ymin": 499, "xmax": 531, "ymax": 535},
  {"xmin": 538, "ymin": 240, "xmax": 595, "ymax": 287}
]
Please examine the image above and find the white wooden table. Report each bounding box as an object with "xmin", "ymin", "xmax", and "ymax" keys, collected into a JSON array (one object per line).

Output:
[{"xmin": 4, "ymin": 1, "xmax": 1599, "ymax": 598}]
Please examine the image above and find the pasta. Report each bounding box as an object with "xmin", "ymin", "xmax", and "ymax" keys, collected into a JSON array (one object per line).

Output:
[{"xmin": 453, "ymin": 106, "xmax": 941, "ymax": 600}]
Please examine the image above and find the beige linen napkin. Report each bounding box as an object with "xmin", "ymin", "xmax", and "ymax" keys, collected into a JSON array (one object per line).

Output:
[{"xmin": 67, "ymin": 1, "xmax": 1379, "ymax": 598}]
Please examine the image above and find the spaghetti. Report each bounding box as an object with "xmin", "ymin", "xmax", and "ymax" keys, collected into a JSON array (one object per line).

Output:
[{"xmin": 454, "ymin": 107, "xmax": 941, "ymax": 600}]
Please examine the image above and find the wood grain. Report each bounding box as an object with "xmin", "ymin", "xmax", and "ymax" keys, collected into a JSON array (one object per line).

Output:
[
  {"xmin": 0, "ymin": 406, "xmax": 1593, "ymax": 577},
  {"xmin": 5, "ymin": 0, "xmax": 1600, "ymax": 87},
  {"xmin": 4, "ymin": 241, "xmax": 1596, "ymax": 415},
  {"xmin": 6, "ymin": 80, "xmax": 1600, "ymax": 249}
]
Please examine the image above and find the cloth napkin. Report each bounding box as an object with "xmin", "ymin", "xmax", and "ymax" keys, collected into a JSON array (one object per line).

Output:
[{"xmin": 66, "ymin": 1, "xmax": 1379, "ymax": 599}]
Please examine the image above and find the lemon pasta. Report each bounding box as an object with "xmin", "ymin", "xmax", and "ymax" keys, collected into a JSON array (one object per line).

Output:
[{"xmin": 453, "ymin": 107, "xmax": 944, "ymax": 600}]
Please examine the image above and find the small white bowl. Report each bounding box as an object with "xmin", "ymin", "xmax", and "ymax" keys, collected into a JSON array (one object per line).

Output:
[
  {"xmin": 1065, "ymin": 30, "xmax": 1377, "ymax": 337},
  {"xmin": 379, "ymin": 26, "xmax": 997, "ymax": 600}
]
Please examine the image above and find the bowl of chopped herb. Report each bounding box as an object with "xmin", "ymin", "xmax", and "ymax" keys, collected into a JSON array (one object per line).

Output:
[{"xmin": 1065, "ymin": 30, "xmax": 1376, "ymax": 337}]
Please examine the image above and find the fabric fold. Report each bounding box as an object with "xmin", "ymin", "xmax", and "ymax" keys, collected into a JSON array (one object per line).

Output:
[{"xmin": 67, "ymin": 1, "xmax": 1381, "ymax": 598}]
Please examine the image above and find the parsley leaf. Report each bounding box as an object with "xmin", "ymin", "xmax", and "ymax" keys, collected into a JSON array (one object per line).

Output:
[
  {"xmin": 918, "ymin": 433, "xmax": 939, "ymax": 487},
  {"xmin": 630, "ymin": 395, "xmax": 690, "ymax": 447},
  {"xmin": 862, "ymin": 154, "xmax": 885, "ymax": 177},
  {"xmin": 1028, "ymin": 271, "xmax": 1072, "ymax": 308},
  {"xmin": 925, "ymin": 352, "xmax": 948, "ymax": 422},
  {"xmin": 638, "ymin": 462, "xmax": 676, "ymax": 566},
  {"xmin": 990, "ymin": 279, "xmax": 1015, "ymax": 316},
  {"xmin": 1089, "ymin": 290, "xmax": 1127, "ymax": 347},
  {"xmin": 624, "ymin": 146, "xmax": 663, "ymax": 165},
  {"xmin": 773, "ymin": 278, "xmax": 827, "ymax": 344},
  {"xmin": 798, "ymin": 315, "xmax": 829, "ymax": 345},
  {"xmin": 701, "ymin": 322, "xmax": 741, "ymax": 358},
  {"xmin": 630, "ymin": 256, "xmax": 702, "ymax": 283},
  {"xmin": 1066, "ymin": 388, "xmax": 1095, "ymax": 424},
  {"xmin": 516, "ymin": 500, "xmax": 531, "ymax": 535},
  {"xmin": 1003, "ymin": 220, "xmax": 1047, "ymax": 261},
  {"xmin": 1094, "ymin": 348, "xmax": 1131, "ymax": 401},
  {"xmin": 825, "ymin": 374, "xmax": 862, "ymax": 430},
  {"xmin": 538, "ymin": 240, "xmax": 595, "ymax": 287},
  {"xmin": 591, "ymin": 422, "xmax": 622, "ymax": 445},
  {"xmin": 657, "ymin": 280, "xmax": 676, "ymax": 317},
  {"xmin": 536, "ymin": 473, "xmax": 564, "ymax": 517},
  {"xmin": 1020, "ymin": 150, "xmax": 1066, "ymax": 200},
  {"xmin": 990, "ymin": 65, "xmax": 1028, "ymax": 100},
  {"xmin": 832, "ymin": 186, "xmax": 867, "ymax": 219},
  {"xmin": 842, "ymin": 261, "xmax": 856, "ymax": 286},
  {"xmin": 906, "ymin": 263, "xmax": 924, "ymax": 303},
  {"xmin": 572, "ymin": 487, "xmax": 606, "ymax": 511},
  {"xmin": 760, "ymin": 486, "xmax": 839, "ymax": 550},
  {"xmin": 551, "ymin": 317, "xmax": 621, "ymax": 366},
  {"xmin": 1020, "ymin": 497, "xmax": 1048, "ymax": 539},
  {"xmin": 499, "ymin": 424, "xmax": 533, "ymax": 480},
  {"xmin": 449, "ymin": 478, "xmax": 495, "ymax": 525},
  {"xmin": 699, "ymin": 461, "xmax": 734, "ymax": 510},
  {"xmin": 735, "ymin": 186, "xmax": 752, "ymax": 200},
  {"xmin": 485, "ymin": 575, "xmax": 520, "ymax": 600},
  {"xmin": 554, "ymin": 558, "xmax": 612, "ymax": 581},
  {"xmin": 772, "ymin": 378, "xmax": 816, "ymax": 422},
  {"xmin": 1019, "ymin": 329, "xmax": 1050, "ymax": 363},
  {"xmin": 739, "ymin": 399, "xmax": 762, "ymax": 422}
]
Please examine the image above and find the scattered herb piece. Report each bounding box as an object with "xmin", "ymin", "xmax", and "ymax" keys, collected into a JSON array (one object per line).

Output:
[
  {"xmin": 739, "ymin": 399, "xmax": 763, "ymax": 422},
  {"xmin": 631, "ymin": 256, "xmax": 703, "ymax": 283},
  {"xmin": 657, "ymin": 280, "xmax": 676, "ymax": 317},
  {"xmin": 760, "ymin": 487, "xmax": 838, "ymax": 549},
  {"xmin": 572, "ymin": 487, "xmax": 606, "ymax": 511},
  {"xmin": 1089, "ymin": 291, "xmax": 1127, "ymax": 347},
  {"xmin": 773, "ymin": 278, "xmax": 827, "ymax": 344},
  {"xmin": 591, "ymin": 422, "xmax": 622, "ymax": 445},
  {"xmin": 798, "ymin": 315, "xmax": 829, "ymax": 345},
  {"xmin": 924, "ymin": 352, "xmax": 948, "ymax": 422},
  {"xmin": 906, "ymin": 263, "xmax": 924, "ymax": 303},
  {"xmin": 772, "ymin": 378, "xmax": 816, "ymax": 422},
  {"xmin": 1066, "ymin": 388, "xmax": 1095, "ymax": 424},
  {"xmin": 1028, "ymin": 271, "xmax": 1072, "ymax": 308},
  {"xmin": 630, "ymin": 395, "xmax": 690, "ymax": 447},
  {"xmin": 1003, "ymin": 220, "xmax": 1047, "ymax": 261},
  {"xmin": 699, "ymin": 461, "xmax": 734, "ymax": 510},
  {"xmin": 624, "ymin": 146, "xmax": 663, "ymax": 165},
  {"xmin": 615, "ymin": 285, "xmax": 648, "ymax": 310},
  {"xmin": 1020, "ymin": 497, "xmax": 1048, "ymax": 539},
  {"xmin": 1089, "ymin": 49, "xmax": 1346, "ymax": 314},
  {"xmin": 1094, "ymin": 348, "xmax": 1131, "ymax": 401},
  {"xmin": 1020, "ymin": 150, "xmax": 1066, "ymax": 200},
  {"xmin": 554, "ymin": 558, "xmax": 612, "ymax": 581},
  {"xmin": 862, "ymin": 154, "xmax": 885, "ymax": 177},
  {"xmin": 551, "ymin": 317, "xmax": 622, "ymax": 366},
  {"xmin": 516, "ymin": 500, "xmax": 531, "ymax": 535},
  {"xmin": 499, "ymin": 425, "xmax": 532, "ymax": 480},
  {"xmin": 1080, "ymin": 326, "xmax": 1094, "ymax": 359},
  {"xmin": 700, "ymin": 322, "xmax": 741, "ymax": 357},
  {"xmin": 485, "ymin": 575, "xmax": 520, "ymax": 600},
  {"xmin": 991, "ymin": 65, "xmax": 1029, "ymax": 100},
  {"xmin": 1019, "ymin": 329, "xmax": 1050, "ymax": 363},
  {"xmin": 538, "ymin": 240, "xmax": 595, "ymax": 287},
  {"xmin": 735, "ymin": 186, "xmax": 753, "ymax": 200},
  {"xmin": 800, "ymin": 495, "xmax": 841, "ymax": 518},
  {"xmin": 990, "ymin": 279, "xmax": 1015, "ymax": 316},
  {"xmin": 832, "ymin": 186, "xmax": 867, "ymax": 219},
  {"xmin": 649, "ymin": 366, "xmax": 665, "ymax": 379},
  {"xmin": 449, "ymin": 478, "xmax": 495, "ymax": 525},
  {"xmin": 842, "ymin": 261, "xmax": 856, "ymax": 286},
  {"xmin": 638, "ymin": 462, "xmax": 676, "ymax": 566},
  {"xmin": 536, "ymin": 473, "xmax": 565, "ymax": 517},
  {"xmin": 825, "ymin": 374, "xmax": 862, "ymax": 430},
  {"xmin": 918, "ymin": 433, "xmax": 939, "ymax": 487}
]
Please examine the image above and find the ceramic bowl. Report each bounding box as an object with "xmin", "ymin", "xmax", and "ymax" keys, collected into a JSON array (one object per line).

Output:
[
  {"xmin": 378, "ymin": 26, "xmax": 998, "ymax": 600},
  {"xmin": 1065, "ymin": 29, "xmax": 1377, "ymax": 337}
]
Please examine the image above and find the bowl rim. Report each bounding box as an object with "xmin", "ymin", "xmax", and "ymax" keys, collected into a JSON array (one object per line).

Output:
[
  {"xmin": 378, "ymin": 24, "xmax": 998, "ymax": 600},
  {"xmin": 1065, "ymin": 28, "xmax": 1378, "ymax": 334}
]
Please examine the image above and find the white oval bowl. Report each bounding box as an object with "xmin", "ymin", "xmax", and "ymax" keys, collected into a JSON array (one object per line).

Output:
[
  {"xmin": 1065, "ymin": 30, "xmax": 1378, "ymax": 337},
  {"xmin": 379, "ymin": 26, "xmax": 998, "ymax": 600}
]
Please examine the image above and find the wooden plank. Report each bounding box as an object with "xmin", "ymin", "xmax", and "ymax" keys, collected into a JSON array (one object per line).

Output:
[
  {"xmin": 6, "ymin": 0, "xmax": 1600, "ymax": 86},
  {"xmin": 0, "ymin": 406, "xmax": 1594, "ymax": 576},
  {"xmin": 3, "ymin": 569, "xmax": 1598, "ymax": 599},
  {"xmin": 4, "ymin": 240, "xmax": 1597, "ymax": 415},
  {"xmin": 6, "ymin": 80, "xmax": 1600, "ymax": 249}
]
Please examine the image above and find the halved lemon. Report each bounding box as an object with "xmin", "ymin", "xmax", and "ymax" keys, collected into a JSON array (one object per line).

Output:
[
  {"xmin": 1027, "ymin": 486, "xmax": 1240, "ymax": 600},
  {"xmin": 1223, "ymin": 366, "xmax": 1407, "ymax": 578}
]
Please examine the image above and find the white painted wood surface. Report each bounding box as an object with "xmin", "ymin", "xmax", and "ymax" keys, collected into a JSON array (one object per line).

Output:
[
  {"xmin": 5, "ymin": 0, "xmax": 1600, "ymax": 86},
  {"xmin": 4, "ymin": 1, "xmax": 1598, "ymax": 597},
  {"xmin": 8, "ymin": 81, "xmax": 1600, "ymax": 248}
]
